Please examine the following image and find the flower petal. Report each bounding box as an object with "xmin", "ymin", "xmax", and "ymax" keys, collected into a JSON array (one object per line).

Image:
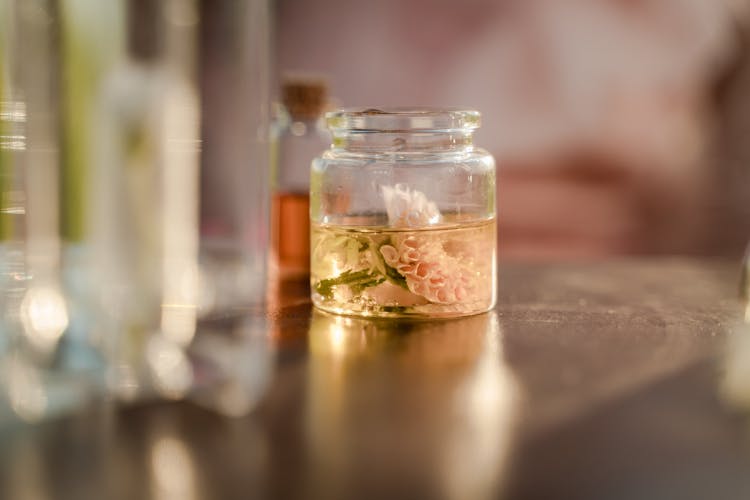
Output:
[{"xmin": 379, "ymin": 245, "xmax": 399, "ymax": 266}]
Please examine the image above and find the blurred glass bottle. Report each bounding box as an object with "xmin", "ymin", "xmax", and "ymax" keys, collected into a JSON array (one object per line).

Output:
[
  {"xmin": 189, "ymin": 0, "xmax": 276, "ymax": 416},
  {"xmin": 87, "ymin": 0, "xmax": 274, "ymax": 415},
  {"xmin": 0, "ymin": 0, "xmax": 27, "ymax": 425},
  {"xmin": 58, "ymin": 0, "xmax": 125, "ymax": 375},
  {"xmin": 270, "ymin": 79, "xmax": 330, "ymax": 278},
  {"xmin": 90, "ymin": 0, "xmax": 201, "ymax": 402},
  {"xmin": 0, "ymin": 0, "xmax": 115, "ymax": 426},
  {"xmin": 198, "ymin": 0, "xmax": 272, "ymax": 312}
]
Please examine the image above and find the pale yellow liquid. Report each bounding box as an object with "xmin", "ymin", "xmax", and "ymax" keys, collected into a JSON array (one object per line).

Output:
[{"xmin": 311, "ymin": 218, "xmax": 496, "ymax": 318}]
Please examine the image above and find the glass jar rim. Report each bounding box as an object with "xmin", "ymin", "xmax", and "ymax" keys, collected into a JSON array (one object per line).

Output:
[{"xmin": 326, "ymin": 108, "xmax": 481, "ymax": 133}]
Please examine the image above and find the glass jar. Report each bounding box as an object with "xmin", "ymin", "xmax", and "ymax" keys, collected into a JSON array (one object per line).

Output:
[{"xmin": 310, "ymin": 108, "xmax": 496, "ymax": 318}]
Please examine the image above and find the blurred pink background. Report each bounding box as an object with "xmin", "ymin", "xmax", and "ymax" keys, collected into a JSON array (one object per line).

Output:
[{"xmin": 275, "ymin": 0, "xmax": 750, "ymax": 260}]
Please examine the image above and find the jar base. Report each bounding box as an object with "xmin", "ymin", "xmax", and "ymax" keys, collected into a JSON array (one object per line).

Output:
[{"xmin": 311, "ymin": 298, "xmax": 496, "ymax": 320}]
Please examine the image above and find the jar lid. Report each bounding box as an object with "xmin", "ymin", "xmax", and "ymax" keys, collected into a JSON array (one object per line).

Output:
[{"xmin": 326, "ymin": 108, "xmax": 480, "ymax": 133}]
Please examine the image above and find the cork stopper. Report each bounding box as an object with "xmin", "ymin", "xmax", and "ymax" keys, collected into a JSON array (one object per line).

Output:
[{"xmin": 282, "ymin": 79, "xmax": 328, "ymax": 120}]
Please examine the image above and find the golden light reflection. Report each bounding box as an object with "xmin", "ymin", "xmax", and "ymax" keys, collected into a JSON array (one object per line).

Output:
[
  {"xmin": 306, "ymin": 311, "xmax": 519, "ymax": 498},
  {"xmin": 725, "ymin": 263, "xmax": 750, "ymax": 411},
  {"xmin": 146, "ymin": 336, "xmax": 193, "ymax": 399},
  {"xmin": 6, "ymin": 357, "xmax": 47, "ymax": 422},
  {"xmin": 306, "ymin": 312, "xmax": 360, "ymax": 488},
  {"xmin": 721, "ymin": 325, "xmax": 750, "ymax": 409},
  {"xmin": 150, "ymin": 436, "xmax": 197, "ymax": 500},
  {"xmin": 308, "ymin": 311, "xmax": 389, "ymax": 361},
  {"xmin": 19, "ymin": 286, "xmax": 69, "ymax": 353},
  {"xmin": 442, "ymin": 313, "xmax": 519, "ymax": 500},
  {"xmin": 327, "ymin": 320, "xmax": 348, "ymax": 358}
]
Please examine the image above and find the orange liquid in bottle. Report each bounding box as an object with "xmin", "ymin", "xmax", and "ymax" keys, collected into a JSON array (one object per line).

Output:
[{"xmin": 271, "ymin": 191, "xmax": 310, "ymax": 275}]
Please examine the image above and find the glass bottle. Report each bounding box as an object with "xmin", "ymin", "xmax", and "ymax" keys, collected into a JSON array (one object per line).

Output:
[
  {"xmin": 90, "ymin": 0, "xmax": 200, "ymax": 401},
  {"xmin": 310, "ymin": 108, "xmax": 497, "ymax": 318},
  {"xmin": 198, "ymin": 0, "xmax": 272, "ymax": 314},
  {"xmin": 271, "ymin": 79, "xmax": 329, "ymax": 277},
  {"xmin": 88, "ymin": 0, "xmax": 275, "ymax": 416},
  {"xmin": 1, "ymin": 0, "xmax": 113, "ymax": 425}
]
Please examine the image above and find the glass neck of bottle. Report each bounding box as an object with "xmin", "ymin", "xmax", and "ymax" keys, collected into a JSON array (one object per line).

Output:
[{"xmin": 331, "ymin": 130, "xmax": 474, "ymax": 154}]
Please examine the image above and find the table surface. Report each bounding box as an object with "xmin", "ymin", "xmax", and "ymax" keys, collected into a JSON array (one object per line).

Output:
[{"xmin": 3, "ymin": 258, "xmax": 750, "ymax": 500}]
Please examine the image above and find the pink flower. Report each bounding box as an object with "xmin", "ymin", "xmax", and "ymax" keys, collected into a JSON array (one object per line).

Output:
[
  {"xmin": 380, "ymin": 236, "xmax": 479, "ymax": 304},
  {"xmin": 381, "ymin": 184, "xmax": 441, "ymax": 227},
  {"xmin": 377, "ymin": 184, "xmax": 488, "ymax": 305}
]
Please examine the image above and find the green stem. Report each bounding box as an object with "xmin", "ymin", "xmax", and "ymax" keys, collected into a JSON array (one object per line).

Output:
[
  {"xmin": 376, "ymin": 241, "xmax": 409, "ymax": 290},
  {"xmin": 314, "ymin": 268, "xmax": 385, "ymax": 300}
]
